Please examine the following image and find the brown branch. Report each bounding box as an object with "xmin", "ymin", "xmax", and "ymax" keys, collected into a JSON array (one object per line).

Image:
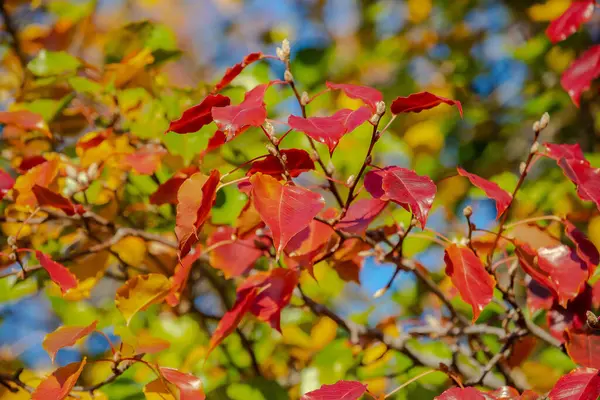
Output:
[{"xmin": 0, "ymin": 0, "xmax": 26, "ymax": 71}]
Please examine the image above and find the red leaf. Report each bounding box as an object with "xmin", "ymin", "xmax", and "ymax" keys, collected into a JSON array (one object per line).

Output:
[
  {"xmin": 247, "ymin": 149, "xmax": 315, "ymax": 179},
  {"xmin": 212, "ymin": 52, "xmax": 263, "ymax": 93},
  {"xmin": 391, "ymin": 92, "xmax": 463, "ymax": 117},
  {"xmin": 444, "ymin": 244, "xmax": 496, "ymax": 322},
  {"xmin": 159, "ymin": 367, "xmax": 205, "ymax": 400},
  {"xmin": 236, "ymin": 268, "xmax": 298, "ymax": 332},
  {"xmin": 558, "ymin": 158, "xmax": 600, "ymax": 211},
  {"xmin": 32, "ymin": 185, "xmax": 84, "ymax": 216},
  {"xmin": 457, "ymin": 167, "xmax": 512, "ymax": 219},
  {"xmin": 18, "ymin": 156, "xmax": 47, "ymax": 173},
  {"xmin": 565, "ymin": 220, "xmax": 599, "ymax": 273},
  {"xmin": 43, "ymin": 321, "xmax": 97, "ymax": 363},
  {"xmin": 207, "ymin": 226, "xmax": 263, "ymax": 279},
  {"xmin": 435, "ymin": 387, "xmax": 485, "ymax": 400},
  {"xmin": 543, "ymin": 143, "xmax": 589, "ymax": 164},
  {"xmin": 326, "ymin": 82, "xmax": 384, "ymax": 111},
  {"xmin": 175, "ymin": 170, "xmax": 220, "ymax": 258},
  {"xmin": 548, "ymin": 368, "xmax": 600, "ymax": 400},
  {"xmin": 288, "ymin": 107, "xmax": 371, "ymax": 155},
  {"xmin": 546, "ymin": 1, "xmax": 595, "ymax": 43},
  {"xmin": 203, "ymin": 130, "xmax": 227, "ymax": 155},
  {"xmin": 31, "ymin": 359, "xmax": 86, "ymax": 400},
  {"xmin": 547, "ymin": 284, "xmax": 592, "ymax": 341},
  {"xmin": 300, "ymin": 380, "xmax": 367, "ymax": 400},
  {"xmin": 331, "ymin": 238, "xmax": 370, "ymax": 284},
  {"xmin": 561, "ymin": 45, "xmax": 600, "ymax": 106},
  {"xmin": 336, "ymin": 198, "xmax": 387, "ymax": 235},
  {"xmin": 286, "ymin": 219, "xmax": 337, "ymax": 275},
  {"xmin": 167, "ymin": 94, "xmax": 230, "ymax": 134},
  {"xmin": 540, "ymin": 245, "xmax": 590, "ymax": 305},
  {"xmin": 150, "ymin": 166, "xmax": 199, "ymax": 205},
  {"xmin": 567, "ymin": 332, "xmax": 600, "ymax": 369},
  {"xmin": 166, "ymin": 244, "xmax": 203, "ymax": 307},
  {"xmin": 250, "ymin": 173, "xmax": 325, "ymax": 256},
  {"xmin": 207, "ymin": 287, "xmax": 259, "ymax": 356},
  {"xmin": 0, "ymin": 110, "xmax": 50, "ymax": 137},
  {"xmin": 486, "ymin": 386, "xmax": 521, "ymax": 400},
  {"xmin": 76, "ymin": 129, "xmax": 111, "ymax": 151},
  {"xmin": 124, "ymin": 149, "xmax": 165, "ymax": 175},
  {"xmin": 527, "ymin": 279, "xmax": 555, "ymax": 313},
  {"xmin": 0, "ymin": 168, "xmax": 14, "ymax": 200},
  {"xmin": 36, "ymin": 251, "xmax": 77, "ymax": 294},
  {"xmin": 364, "ymin": 166, "xmax": 436, "ymax": 228},
  {"xmin": 212, "ymin": 83, "xmax": 271, "ymax": 140}
]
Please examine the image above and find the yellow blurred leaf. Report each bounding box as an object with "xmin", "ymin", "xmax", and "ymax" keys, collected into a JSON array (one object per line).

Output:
[
  {"xmin": 281, "ymin": 324, "xmax": 312, "ymax": 348},
  {"xmin": 527, "ymin": 0, "xmax": 571, "ymax": 21},
  {"xmin": 111, "ymin": 236, "xmax": 147, "ymax": 267},
  {"xmin": 144, "ymin": 378, "xmax": 176, "ymax": 400},
  {"xmin": 115, "ymin": 273, "xmax": 170, "ymax": 325},
  {"xmin": 103, "ymin": 48, "xmax": 154, "ymax": 88},
  {"xmin": 521, "ymin": 361, "xmax": 561, "ymax": 392},
  {"xmin": 310, "ymin": 317, "xmax": 338, "ymax": 351},
  {"xmin": 404, "ymin": 120, "xmax": 444, "ymax": 154},
  {"xmin": 545, "ymin": 45, "xmax": 575, "ymax": 73},
  {"xmin": 588, "ymin": 216, "xmax": 600, "ymax": 251},
  {"xmin": 363, "ymin": 342, "xmax": 388, "ymax": 365},
  {"xmin": 408, "ymin": 0, "xmax": 432, "ymax": 23},
  {"xmin": 13, "ymin": 157, "xmax": 60, "ymax": 208}
]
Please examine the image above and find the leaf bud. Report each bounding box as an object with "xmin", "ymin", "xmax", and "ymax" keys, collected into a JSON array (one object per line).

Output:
[
  {"xmin": 77, "ymin": 172, "xmax": 88, "ymax": 185},
  {"xmin": 369, "ymin": 113, "xmax": 380, "ymax": 125},
  {"xmin": 587, "ymin": 310, "xmax": 599, "ymax": 329},
  {"xmin": 266, "ymin": 144, "xmax": 278, "ymax": 157},
  {"xmin": 530, "ymin": 141, "xmax": 539, "ymax": 154},
  {"xmin": 87, "ymin": 163, "xmax": 99, "ymax": 179},
  {"xmin": 300, "ymin": 91, "xmax": 310, "ymax": 106},
  {"xmin": 284, "ymin": 70, "xmax": 294, "ymax": 82},
  {"xmin": 276, "ymin": 47, "xmax": 285, "ymax": 61},
  {"xmin": 65, "ymin": 164, "xmax": 78, "ymax": 179},
  {"xmin": 281, "ymin": 39, "xmax": 290, "ymax": 58},
  {"xmin": 463, "ymin": 205, "xmax": 473, "ymax": 218},
  {"xmin": 376, "ymin": 101, "xmax": 386, "ymax": 116},
  {"xmin": 264, "ymin": 121, "xmax": 275, "ymax": 137},
  {"xmin": 346, "ymin": 175, "xmax": 355, "ymax": 187},
  {"xmin": 410, "ymin": 218, "xmax": 418, "ymax": 227},
  {"xmin": 532, "ymin": 121, "xmax": 540, "ymax": 133},
  {"xmin": 519, "ymin": 162, "xmax": 527, "ymax": 175},
  {"xmin": 7, "ymin": 236, "xmax": 16, "ymax": 247},
  {"xmin": 373, "ymin": 287, "xmax": 387, "ymax": 299},
  {"xmin": 8, "ymin": 253, "xmax": 16, "ymax": 261},
  {"xmin": 539, "ymin": 112, "xmax": 550, "ymax": 130}
]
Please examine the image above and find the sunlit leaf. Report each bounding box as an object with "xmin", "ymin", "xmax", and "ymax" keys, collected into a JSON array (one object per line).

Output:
[
  {"xmin": 36, "ymin": 251, "xmax": 77, "ymax": 294},
  {"xmin": 457, "ymin": 167, "xmax": 512, "ymax": 219},
  {"xmin": 32, "ymin": 185, "xmax": 84, "ymax": 216},
  {"xmin": 31, "ymin": 358, "xmax": 86, "ymax": 400},
  {"xmin": 300, "ymin": 380, "xmax": 367, "ymax": 400},
  {"xmin": 207, "ymin": 226, "xmax": 263, "ymax": 279},
  {"xmin": 42, "ymin": 321, "xmax": 97, "ymax": 363},
  {"xmin": 326, "ymin": 82, "xmax": 383, "ymax": 111},
  {"xmin": 390, "ymin": 92, "xmax": 463, "ymax": 117},
  {"xmin": 213, "ymin": 52, "xmax": 263, "ymax": 93},
  {"xmin": 159, "ymin": 367, "xmax": 205, "ymax": 400},
  {"xmin": 115, "ymin": 273, "xmax": 171, "ymax": 325},
  {"xmin": 547, "ymin": 368, "xmax": 600, "ymax": 400}
]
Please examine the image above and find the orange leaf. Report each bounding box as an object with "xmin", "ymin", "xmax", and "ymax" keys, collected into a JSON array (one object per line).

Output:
[
  {"xmin": 159, "ymin": 367, "xmax": 205, "ymax": 400},
  {"xmin": 31, "ymin": 358, "xmax": 86, "ymax": 400},
  {"xmin": 42, "ymin": 321, "xmax": 97, "ymax": 363}
]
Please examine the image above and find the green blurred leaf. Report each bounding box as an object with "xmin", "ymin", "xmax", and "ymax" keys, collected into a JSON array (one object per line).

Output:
[{"xmin": 27, "ymin": 50, "xmax": 81, "ymax": 77}]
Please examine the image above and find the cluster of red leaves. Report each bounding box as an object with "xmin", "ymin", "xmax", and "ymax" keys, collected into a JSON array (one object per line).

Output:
[{"xmin": 545, "ymin": 1, "xmax": 599, "ymax": 105}]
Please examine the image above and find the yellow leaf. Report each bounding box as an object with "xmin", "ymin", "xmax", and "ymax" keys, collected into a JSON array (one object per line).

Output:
[
  {"xmin": 111, "ymin": 236, "xmax": 147, "ymax": 267},
  {"xmin": 527, "ymin": 0, "xmax": 571, "ymax": 21},
  {"xmin": 588, "ymin": 216, "xmax": 600, "ymax": 251},
  {"xmin": 310, "ymin": 317, "xmax": 337, "ymax": 351},
  {"xmin": 281, "ymin": 324, "xmax": 312, "ymax": 348},
  {"xmin": 116, "ymin": 273, "xmax": 170, "ymax": 325},
  {"xmin": 521, "ymin": 361, "xmax": 561, "ymax": 392},
  {"xmin": 363, "ymin": 342, "xmax": 388, "ymax": 365},
  {"xmin": 103, "ymin": 48, "xmax": 155, "ymax": 89},
  {"xmin": 144, "ymin": 378, "xmax": 176, "ymax": 400},
  {"xmin": 404, "ymin": 120, "xmax": 444, "ymax": 154},
  {"xmin": 408, "ymin": 0, "xmax": 432, "ymax": 23},
  {"xmin": 13, "ymin": 157, "xmax": 60, "ymax": 208},
  {"xmin": 546, "ymin": 46, "xmax": 575, "ymax": 73}
]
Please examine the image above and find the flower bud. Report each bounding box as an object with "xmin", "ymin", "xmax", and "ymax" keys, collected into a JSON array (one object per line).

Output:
[
  {"xmin": 284, "ymin": 70, "xmax": 294, "ymax": 82},
  {"xmin": 65, "ymin": 164, "xmax": 78, "ymax": 179},
  {"xmin": 463, "ymin": 205, "xmax": 473, "ymax": 218},
  {"xmin": 281, "ymin": 39, "xmax": 290, "ymax": 57},
  {"xmin": 300, "ymin": 91, "xmax": 310, "ymax": 106},
  {"xmin": 376, "ymin": 101, "xmax": 386, "ymax": 116}
]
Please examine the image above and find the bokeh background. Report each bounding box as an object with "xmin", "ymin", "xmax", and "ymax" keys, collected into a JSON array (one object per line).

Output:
[{"xmin": 0, "ymin": 0, "xmax": 599, "ymax": 398}]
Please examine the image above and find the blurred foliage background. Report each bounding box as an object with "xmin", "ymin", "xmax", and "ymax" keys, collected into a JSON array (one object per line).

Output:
[{"xmin": 0, "ymin": 0, "xmax": 598, "ymax": 399}]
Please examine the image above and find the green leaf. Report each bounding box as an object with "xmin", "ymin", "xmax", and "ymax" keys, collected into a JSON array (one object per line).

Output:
[
  {"xmin": 212, "ymin": 185, "xmax": 247, "ymax": 225},
  {"xmin": 163, "ymin": 128, "xmax": 214, "ymax": 165},
  {"xmin": 68, "ymin": 76, "xmax": 103, "ymax": 94},
  {"xmin": 0, "ymin": 276, "xmax": 37, "ymax": 302},
  {"xmin": 27, "ymin": 50, "xmax": 81, "ymax": 77}
]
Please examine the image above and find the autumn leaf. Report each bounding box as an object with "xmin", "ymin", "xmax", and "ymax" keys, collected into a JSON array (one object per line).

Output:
[
  {"xmin": 235, "ymin": 268, "xmax": 298, "ymax": 332},
  {"xmin": 207, "ymin": 287, "xmax": 259, "ymax": 356},
  {"xmin": 546, "ymin": 0, "xmax": 595, "ymax": 44},
  {"xmin": 547, "ymin": 368, "xmax": 600, "ymax": 400},
  {"xmin": 36, "ymin": 251, "xmax": 78, "ymax": 294},
  {"xmin": 115, "ymin": 273, "xmax": 171, "ymax": 325},
  {"xmin": 300, "ymin": 380, "xmax": 367, "ymax": 400},
  {"xmin": 166, "ymin": 244, "xmax": 203, "ymax": 307},
  {"xmin": 0, "ymin": 109, "xmax": 51, "ymax": 138},
  {"xmin": 326, "ymin": 81, "xmax": 383, "ymax": 111},
  {"xmin": 207, "ymin": 226, "xmax": 263, "ymax": 279},
  {"xmin": 167, "ymin": 94, "xmax": 230, "ymax": 134},
  {"xmin": 364, "ymin": 166, "xmax": 436, "ymax": 228},
  {"xmin": 564, "ymin": 220, "xmax": 599, "ymax": 274},
  {"xmin": 288, "ymin": 107, "xmax": 371, "ymax": 155},
  {"xmin": 444, "ymin": 244, "xmax": 496, "ymax": 322},
  {"xmin": 457, "ymin": 167, "xmax": 512, "ymax": 219},
  {"xmin": 561, "ymin": 45, "xmax": 600, "ymax": 106},
  {"xmin": 150, "ymin": 166, "xmax": 199, "ymax": 205},
  {"xmin": 159, "ymin": 367, "xmax": 205, "ymax": 400},
  {"xmin": 212, "ymin": 52, "xmax": 263, "ymax": 93},
  {"xmin": 31, "ymin": 358, "xmax": 86, "ymax": 400},
  {"xmin": 175, "ymin": 170, "xmax": 220, "ymax": 258},
  {"xmin": 557, "ymin": 158, "xmax": 600, "ymax": 211},
  {"xmin": 435, "ymin": 387, "xmax": 485, "ymax": 399},
  {"xmin": 543, "ymin": 143, "xmax": 589, "ymax": 164},
  {"xmin": 390, "ymin": 92, "xmax": 463, "ymax": 117},
  {"xmin": 486, "ymin": 386, "xmax": 521, "ymax": 399},
  {"xmin": 32, "ymin": 185, "xmax": 84, "ymax": 216},
  {"xmin": 566, "ymin": 332, "xmax": 600, "ymax": 370},
  {"xmin": 247, "ymin": 149, "xmax": 315, "ymax": 179},
  {"xmin": 0, "ymin": 168, "xmax": 15, "ymax": 200},
  {"xmin": 123, "ymin": 148, "xmax": 166, "ymax": 175},
  {"xmin": 336, "ymin": 198, "xmax": 387, "ymax": 235},
  {"xmin": 286, "ymin": 219, "xmax": 337, "ymax": 275},
  {"xmin": 13, "ymin": 158, "xmax": 60, "ymax": 207},
  {"xmin": 250, "ymin": 173, "xmax": 325, "ymax": 256},
  {"xmin": 18, "ymin": 155, "xmax": 47, "ymax": 173},
  {"xmin": 42, "ymin": 320, "xmax": 97, "ymax": 363}
]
